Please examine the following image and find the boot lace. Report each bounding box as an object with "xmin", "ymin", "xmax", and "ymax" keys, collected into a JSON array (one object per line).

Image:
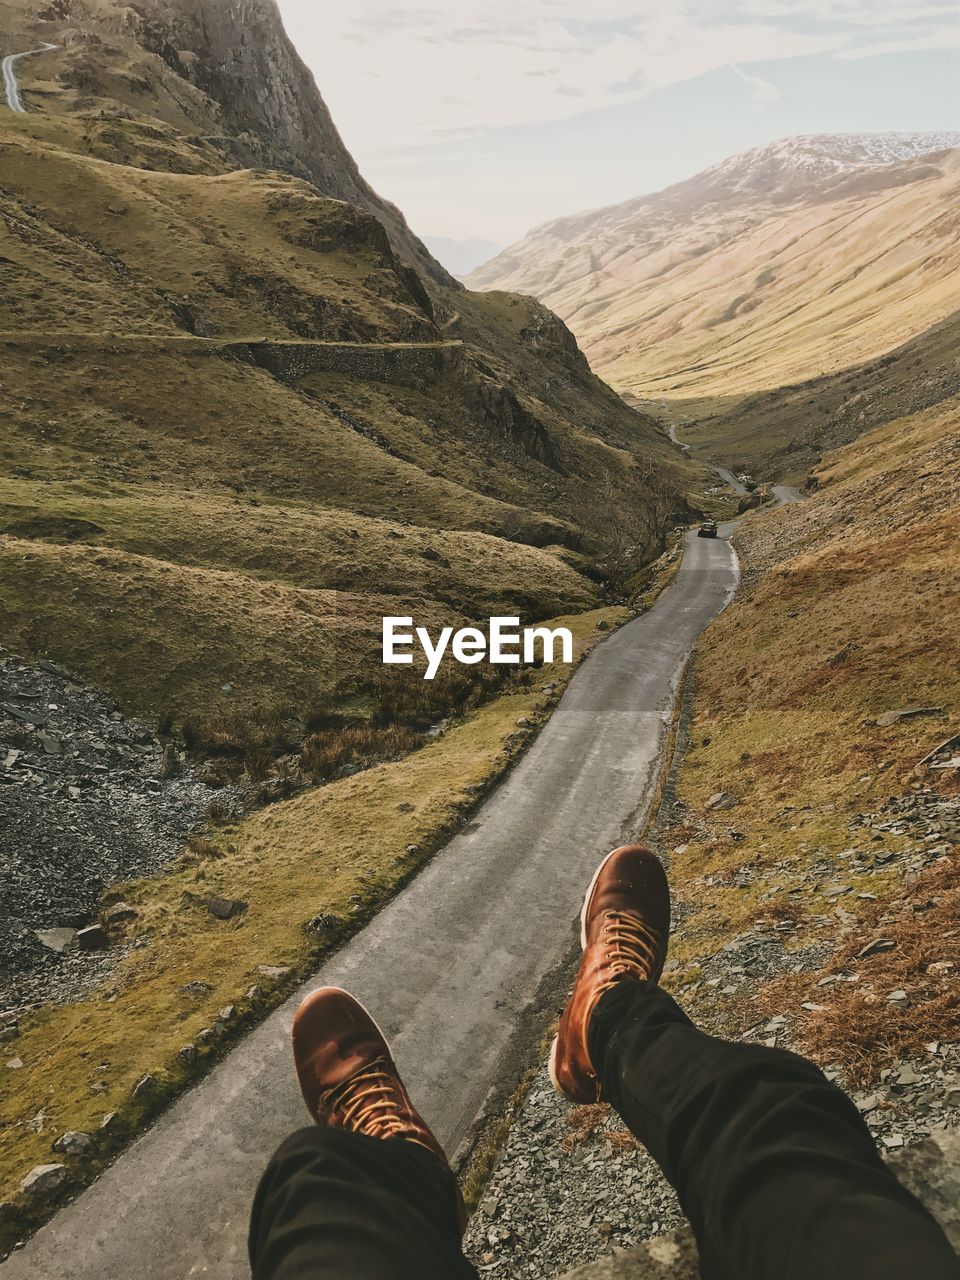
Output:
[
  {"xmin": 600, "ymin": 910, "xmax": 661, "ymax": 984},
  {"xmin": 323, "ymin": 1058, "xmax": 409, "ymax": 1140}
]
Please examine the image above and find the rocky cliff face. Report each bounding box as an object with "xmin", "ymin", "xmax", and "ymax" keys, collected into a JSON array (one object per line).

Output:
[{"xmin": 35, "ymin": 0, "xmax": 456, "ymax": 285}]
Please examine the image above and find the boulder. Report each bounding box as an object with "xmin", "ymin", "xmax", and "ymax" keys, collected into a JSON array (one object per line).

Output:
[
  {"xmin": 705, "ymin": 791, "xmax": 738, "ymax": 811},
  {"xmin": 207, "ymin": 896, "xmax": 247, "ymax": 920},
  {"xmin": 19, "ymin": 1164, "xmax": 67, "ymax": 1201},
  {"xmin": 876, "ymin": 706, "xmax": 942, "ymax": 728},
  {"xmin": 104, "ymin": 901, "xmax": 138, "ymax": 925},
  {"xmin": 131, "ymin": 1074, "xmax": 156, "ymax": 1101},
  {"xmin": 52, "ymin": 1131, "xmax": 93, "ymax": 1156},
  {"xmin": 35, "ymin": 927, "xmax": 78, "ymax": 954},
  {"xmin": 77, "ymin": 925, "xmax": 110, "ymax": 951}
]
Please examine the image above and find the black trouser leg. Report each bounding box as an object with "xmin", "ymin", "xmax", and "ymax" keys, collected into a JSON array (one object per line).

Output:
[
  {"xmin": 249, "ymin": 1127, "xmax": 478, "ymax": 1280},
  {"xmin": 590, "ymin": 979, "xmax": 959, "ymax": 1280}
]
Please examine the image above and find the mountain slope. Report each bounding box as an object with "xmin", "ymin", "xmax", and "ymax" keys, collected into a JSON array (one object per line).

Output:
[
  {"xmin": 468, "ymin": 134, "xmax": 960, "ymax": 423},
  {"xmin": 0, "ymin": 0, "xmax": 702, "ymax": 728},
  {"xmin": 1, "ymin": 0, "xmax": 453, "ymax": 285}
]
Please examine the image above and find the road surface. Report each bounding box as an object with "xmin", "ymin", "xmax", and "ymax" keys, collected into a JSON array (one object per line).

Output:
[
  {"xmin": 7, "ymin": 528, "xmax": 739, "ymax": 1280},
  {"xmin": 2, "ymin": 43, "xmax": 56, "ymax": 113}
]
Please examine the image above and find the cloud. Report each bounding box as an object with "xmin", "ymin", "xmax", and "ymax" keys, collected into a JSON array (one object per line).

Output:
[
  {"xmin": 835, "ymin": 25, "xmax": 960, "ymax": 59},
  {"xmin": 730, "ymin": 62, "xmax": 780, "ymax": 103},
  {"xmin": 277, "ymin": 1, "xmax": 957, "ymax": 157}
]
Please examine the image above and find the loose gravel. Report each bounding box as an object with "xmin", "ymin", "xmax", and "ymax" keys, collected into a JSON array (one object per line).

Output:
[
  {"xmin": 464, "ymin": 785, "xmax": 959, "ymax": 1278},
  {"xmin": 0, "ymin": 648, "xmax": 240, "ymax": 1016}
]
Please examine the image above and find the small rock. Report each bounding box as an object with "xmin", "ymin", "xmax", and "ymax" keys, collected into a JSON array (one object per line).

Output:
[
  {"xmin": 596, "ymin": 619, "xmax": 610, "ymax": 631},
  {"xmin": 35, "ymin": 927, "xmax": 78, "ymax": 954},
  {"xmin": 887, "ymin": 989, "xmax": 910, "ymax": 1006},
  {"xmin": 207, "ymin": 896, "xmax": 247, "ymax": 920},
  {"xmin": 256, "ymin": 966, "xmax": 291, "ymax": 980},
  {"xmin": 99, "ymin": 1112, "xmax": 118, "ymax": 1132},
  {"xmin": 180, "ymin": 980, "xmax": 212, "ymax": 997},
  {"xmin": 131, "ymin": 1074, "xmax": 156, "ymax": 1100},
  {"xmin": 0, "ymin": 1022, "xmax": 19, "ymax": 1042},
  {"xmin": 104, "ymin": 901, "xmax": 138, "ymax": 925},
  {"xmin": 77, "ymin": 925, "xmax": 110, "ymax": 951},
  {"xmin": 19, "ymin": 1164, "xmax": 67, "ymax": 1200},
  {"xmin": 857, "ymin": 938, "xmax": 897, "ymax": 959},
  {"xmin": 218, "ymin": 1005, "xmax": 235, "ymax": 1022},
  {"xmin": 52, "ymin": 1131, "xmax": 92, "ymax": 1156},
  {"xmin": 177, "ymin": 1045, "xmax": 197, "ymax": 1067},
  {"xmin": 7, "ymin": 1058, "xmax": 23, "ymax": 1069},
  {"xmin": 307, "ymin": 913, "xmax": 341, "ymax": 934},
  {"xmin": 705, "ymin": 791, "xmax": 738, "ymax": 811}
]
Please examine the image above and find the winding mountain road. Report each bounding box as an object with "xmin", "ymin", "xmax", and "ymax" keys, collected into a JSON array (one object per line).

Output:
[
  {"xmin": 1, "ymin": 43, "xmax": 56, "ymax": 114},
  {"xmin": 7, "ymin": 526, "xmax": 742, "ymax": 1280}
]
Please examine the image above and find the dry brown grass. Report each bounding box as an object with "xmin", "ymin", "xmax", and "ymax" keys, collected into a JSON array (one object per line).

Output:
[
  {"xmin": 664, "ymin": 399, "xmax": 960, "ymax": 1069},
  {"xmin": 561, "ymin": 1104, "xmax": 641, "ymax": 1153},
  {"xmin": 470, "ymin": 150, "xmax": 960, "ymax": 405},
  {"xmin": 755, "ymin": 850, "xmax": 959, "ymax": 1083}
]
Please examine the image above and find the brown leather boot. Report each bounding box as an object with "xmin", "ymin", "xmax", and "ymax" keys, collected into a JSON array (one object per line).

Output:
[
  {"xmin": 550, "ymin": 844, "xmax": 670, "ymax": 1104},
  {"xmin": 292, "ymin": 987, "xmax": 467, "ymax": 1231}
]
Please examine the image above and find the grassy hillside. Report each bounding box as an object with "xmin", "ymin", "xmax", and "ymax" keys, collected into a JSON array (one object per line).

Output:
[
  {"xmin": 668, "ymin": 393, "xmax": 959, "ymax": 1071},
  {"xmin": 668, "ymin": 309, "xmax": 960, "ymax": 482},
  {"xmin": 469, "ymin": 138, "xmax": 959, "ymax": 482},
  {"xmin": 470, "ymin": 147, "xmax": 959, "ymax": 402},
  {"xmin": 0, "ymin": 0, "xmax": 705, "ymax": 732}
]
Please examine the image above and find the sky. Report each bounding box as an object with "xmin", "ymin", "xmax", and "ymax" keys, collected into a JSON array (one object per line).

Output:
[{"xmin": 276, "ymin": 0, "xmax": 960, "ymax": 248}]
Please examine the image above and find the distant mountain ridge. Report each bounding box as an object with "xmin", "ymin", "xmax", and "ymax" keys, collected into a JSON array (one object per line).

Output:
[
  {"xmin": 472, "ymin": 131, "xmax": 960, "ymax": 267},
  {"xmin": 467, "ymin": 132, "xmax": 960, "ymax": 415}
]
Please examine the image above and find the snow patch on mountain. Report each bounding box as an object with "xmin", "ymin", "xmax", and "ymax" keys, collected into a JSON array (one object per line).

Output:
[{"xmin": 704, "ymin": 132, "xmax": 960, "ymax": 196}]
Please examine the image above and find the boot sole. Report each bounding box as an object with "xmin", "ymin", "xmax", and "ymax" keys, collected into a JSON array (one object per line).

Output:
[
  {"xmin": 579, "ymin": 845, "xmax": 630, "ymax": 948},
  {"xmin": 548, "ymin": 847, "xmax": 623, "ymax": 1101}
]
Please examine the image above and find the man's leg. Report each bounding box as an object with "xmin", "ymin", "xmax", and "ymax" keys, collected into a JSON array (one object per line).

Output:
[
  {"xmin": 249, "ymin": 1125, "xmax": 476, "ymax": 1280},
  {"xmin": 591, "ymin": 978, "xmax": 959, "ymax": 1280},
  {"xmin": 249, "ymin": 987, "xmax": 476, "ymax": 1280},
  {"xmin": 550, "ymin": 844, "xmax": 959, "ymax": 1280}
]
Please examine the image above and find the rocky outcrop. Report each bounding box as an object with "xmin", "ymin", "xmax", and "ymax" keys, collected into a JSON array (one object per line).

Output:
[{"xmin": 124, "ymin": 0, "xmax": 456, "ymax": 287}]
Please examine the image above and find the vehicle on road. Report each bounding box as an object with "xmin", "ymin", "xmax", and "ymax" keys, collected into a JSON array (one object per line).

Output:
[{"xmin": 697, "ymin": 520, "xmax": 718, "ymax": 538}]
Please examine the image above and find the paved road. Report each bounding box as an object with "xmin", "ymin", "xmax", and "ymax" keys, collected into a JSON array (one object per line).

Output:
[
  {"xmin": 1, "ymin": 43, "xmax": 56, "ymax": 113},
  {"xmin": 7, "ymin": 528, "xmax": 739, "ymax": 1280}
]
